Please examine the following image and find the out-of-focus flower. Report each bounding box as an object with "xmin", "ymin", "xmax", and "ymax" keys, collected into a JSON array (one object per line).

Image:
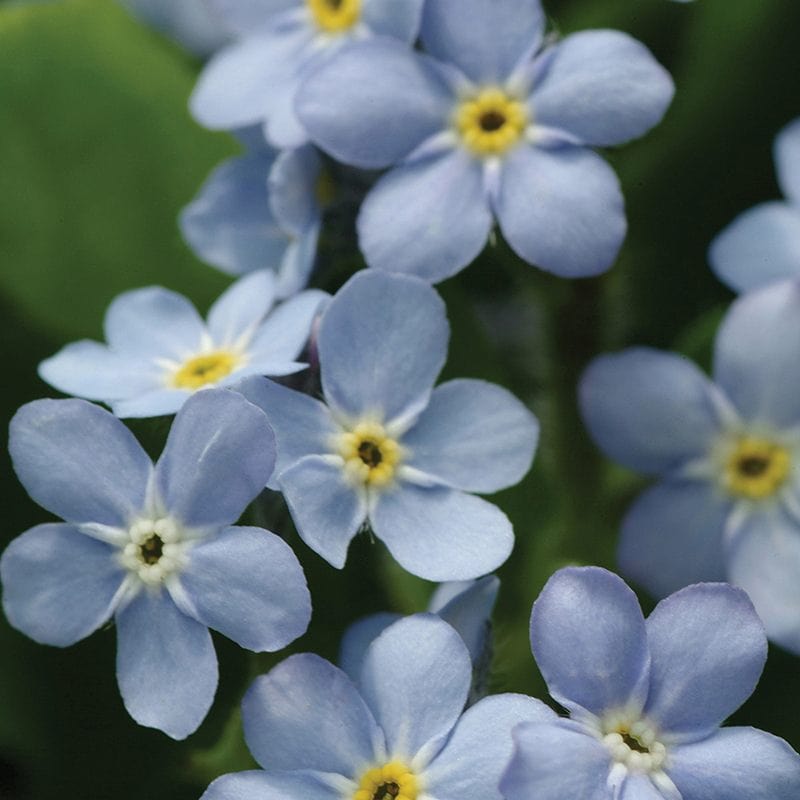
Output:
[
  {"xmin": 501, "ymin": 567, "xmax": 800, "ymax": 800},
  {"xmin": 296, "ymin": 0, "xmax": 674, "ymax": 281},
  {"xmin": 39, "ymin": 270, "xmax": 327, "ymax": 418},
  {"xmin": 238, "ymin": 270, "xmax": 538, "ymax": 581},
  {"xmin": 2, "ymin": 390, "xmax": 311, "ymax": 739}
]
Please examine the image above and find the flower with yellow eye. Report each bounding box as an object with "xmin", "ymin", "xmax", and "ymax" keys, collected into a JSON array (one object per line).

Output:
[
  {"xmin": 39, "ymin": 270, "xmax": 327, "ymax": 418},
  {"xmin": 580, "ymin": 278, "xmax": 800, "ymax": 654}
]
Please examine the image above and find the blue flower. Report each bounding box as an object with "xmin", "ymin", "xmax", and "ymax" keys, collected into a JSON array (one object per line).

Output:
[
  {"xmin": 180, "ymin": 136, "xmax": 323, "ymax": 295},
  {"xmin": 38, "ymin": 270, "xmax": 328, "ymax": 418},
  {"xmin": 1, "ymin": 390, "xmax": 311, "ymax": 739},
  {"xmin": 200, "ymin": 614, "xmax": 554, "ymax": 800},
  {"xmin": 500, "ymin": 567, "xmax": 800, "ymax": 800},
  {"xmin": 295, "ymin": 0, "xmax": 674, "ymax": 282},
  {"xmin": 579, "ymin": 278, "xmax": 800, "ymax": 653},
  {"xmin": 237, "ymin": 270, "xmax": 539, "ymax": 580},
  {"xmin": 190, "ymin": 0, "xmax": 426, "ymax": 148},
  {"xmin": 710, "ymin": 117, "xmax": 800, "ymax": 292}
]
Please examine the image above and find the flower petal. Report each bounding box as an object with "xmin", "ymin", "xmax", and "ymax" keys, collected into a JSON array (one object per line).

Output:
[
  {"xmin": 206, "ymin": 271, "xmax": 276, "ymax": 346},
  {"xmin": 531, "ymin": 30, "xmax": 674, "ymax": 147},
  {"xmin": 1, "ymin": 523, "xmax": 125, "ymax": 647},
  {"xmin": 495, "ymin": 144, "xmax": 625, "ymax": 277},
  {"xmin": 111, "ymin": 388, "xmax": 190, "ymax": 419},
  {"xmin": 179, "ymin": 525, "xmax": 310, "ymax": 652},
  {"xmin": 207, "ymin": 0, "xmax": 297, "ymax": 36},
  {"xmin": 155, "ymin": 390, "xmax": 276, "ymax": 527},
  {"xmin": 116, "ymin": 589, "xmax": 218, "ymax": 740},
  {"xmin": 667, "ymin": 727, "xmax": 800, "ymax": 800},
  {"xmin": 362, "ymin": 0, "xmax": 424, "ymax": 42},
  {"xmin": 319, "ymin": 271, "xmax": 448, "ymax": 426},
  {"xmin": 500, "ymin": 721, "xmax": 611, "ymax": 800},
  {"xmin": 617, "ymin": 478, "xmax": 730, "ymax": 598},
  {"xmin": 580, "ymin": 348, "xmax": 723, "ymax": 474},
  {"xmin": 775, "ymin": 116, "xmax": 800, "ymax": 207},
  {"xmin": 9, "ymin": 398, "xmax": 151, "ymax": 527},
  {"xmin": 275, "ymin": 220, "xmax": 320, "ymax": 298},
  {"xmin": 179, "ymin": 150, "xmax": 295, "ymax": 278},
  {"xmin": 104, "ymin": 286, "xmax": 205, "ymax": 360},
  {"xmin": 359, "ymin": 614, "xmax": 470, "ymax": 764},
  {"xmin": 371, "ymin": 485, "xmax": 513, "ymax": 581},
  {"xmin": 643, "ymin": 583, "xmax": 767, "ymax": 736},
  {"xmin": 713, "ymin": 278, "xmax": 800, "ymax": 427},
  {"xmin": 402, "ymin": 379, "xmax": 538, "ymax": 492},
  {"xmin": 709, "ymin": 202, "xmax": 800, "ymax": 293},
  {"xmin": 619, "ymin": 774, "xmax": 666, "ymax": 800},
  {"xmin": 339, "ymin": 613, "xmax": 401, "ymax": 682},
  {"xmin": 38, "ymin": 341, "xmax": 161, "ymax": 402},
  {"xmin": 242, "ymin": 653, "xmax": 382, "ymax": 773},
  {"xmin": 529, "ymin": 566, "xmax": 649, "ymax": 716},
  {"xmin": 202, "ymin": 770, "xmax": 341, "ymax": 800},
  {"xmin": 424, "ymin": 694, "xmax": 556, "ymax": 800},
  {"xmin": 296, "ymin": 40, "xmax": 452, "ymax": 169},
  {"xmin": 268, "ymin": 145, "xmax": 322, "ymax": 235},
  {"xmin": 421, "ymin": 0, "xmax": 545, "ymax": 83},
  {"xmin": 358, "ymin": 151, "xmax": 492, "ymax": 283},
  {"xmin": 279, "ymin": 455, "xmax": 365, "ymax": 569}
]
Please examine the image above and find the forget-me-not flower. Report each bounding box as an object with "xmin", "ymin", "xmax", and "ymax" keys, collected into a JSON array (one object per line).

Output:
[
  {"xmin": 200, "ymin": 613, "xmax": 554, "ymax": 800},
  {"xmin": 296, "ymin": 0, "xmax": 674, "ymax": 282},
  {"xmin": 1, "ymin": 390, "xmax": 311, "ymax": 739},
  {"xmin": 190, "ymin": 0, "xmax": 426, "ymax": 148},
  {"xmin": 237, "ymin": 270, "xmax": 538, "ymax": 580},
  {"xmin": 710, "ymin": 117, "xmax": 800, "ymax": 292},
  {"xmin": 39, "ymin": 270, "xmax": 328, "ymax": 418},
  {"xmin": 500, "ymin": 567, "xmax": 800, "ymax": 800},
  {"xmin": 579, "ymin": 278, "xmax": 800, "ymax": 653},
  {"xmin": 237, "ymin": 270, "xmax": 538, "ymax": 579}
]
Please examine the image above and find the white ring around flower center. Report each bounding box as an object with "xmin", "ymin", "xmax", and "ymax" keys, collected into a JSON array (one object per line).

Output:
[
  {"xmin": 118, "ymin": 516, "xmax": 190, "ymax": 586},
  {"xmin": 599, "ymin": 714, "xmax": 667, "ymax": 774}
]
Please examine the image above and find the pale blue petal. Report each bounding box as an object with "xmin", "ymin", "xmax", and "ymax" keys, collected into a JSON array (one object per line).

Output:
[
  {"xmin": 1, "ymin": 523, "xmax": 124, "ymax": 647},
  {"xmin": 235, "ymin": 377, "xmax": 337, "ymax": 483},
  {"xmin": 264, "ymin": 71, "xmax": 310, "ymax": 149},
  {"xmin": 207, "ymin": 271, "xmax": 276, "ymax": 346},
  {"xmin": 425, "ymin": 694, "xmax": 556, "ymax": 800},
  {"xmin": 495, "ymin": 144, "xmax": 626, "ymax": 277},
  {"xmin": 104, "ymin": 286, "xmax": 204, "ymax": 359},
  {"xmin": 530, "ymin": 566, "xmax": 649, "ymax": 716},
  {"xmin": 248, "ymin": 289, "xmax": 328, "ymax": 364},
  {"xmin": 643, "ymin": 583, "xmax": 766, "ymax": 736},
  {"xmin": 202, "ymin": 770, "xmax": 340, "ymax": 800},
  {"xmin": 531, "ymin": 31, "xmax": 674, "ymax": 147},
  {"xmin": 580, "ymin": 348, "xmax": 723, "ymax": 474},
  {"xmin": 180, "ymin": 526, "xmax": 310, "ymax": 652},
  {"xmin": 155, "ymin": 390, "xmax": 276, "ymax": 527},
  {"xmin": 275, "ymin": 219, "xmax": 320, "ymax": 298},
  {"xmin": 39, "ymin": 340, "xmax": 161, "ymax": 402},
  {"xmin": 268, "ymin": 145, "xmax": 322, "ymax": 235},
  {"xmin": 726, "ymin": 508, "xmax": 800, "ymax": 654},
  {"xmin": 279, "ymin": 455, "xmax": 365, "ymax": 568},
  {"xmin": 618, "ymin": 479, "xmax": 730, "ymax": 598},
  {"xmin": 179, "ymin": 151, "xmax": 295, "ymax": 277},
  {"xmin": 296, "ymin": 40, "xmax": 452, "ymax": 169},
  {"xmin": 370, "ymin": 485, "xmax": 513, "ymax": 581},
  {"xmin": 9, "ymin": 399, "xmax": 151, "ymax": 527},
  {"xmin": 668, "ymin": 727, "xmax": 800, "ymax": 799},
  {"xmin": 402, "ymin": 379, "xmax": 538, "ymax": 492},
  {"xmin": 359, "ymin": 614, "xmax": 470, "ymax": 762},
  {"xmin": 111, "ymin": 388, "xmax": 191, "ymax": 419},
  {"xmin": 775, "ymin": 116, "xmax": 800, "ymax": 206},
  {"xmin": 500, "ymin": 721, "xmax": 610, "ymax": 800},
  {"xmin": 358, "ymin": 151, "xmax": 492, "ymax": 282},
  {"xmin": 713, "ymin": 278, "xmax": 800, "ymax": 427},
  {"xmin": 207, "ymin": 0, "xmax": 298, "ymax": 35},
  {"xmin": 362, "ymin": 0, "xmax": 424, "ymax": 42},
  {"xmin": 339, "ymin": 613, "xmax": 400, "ymax": 681},
  {"xmin": 116, "ymin": 589, "xmax": 218, "ymax": 740},
  {"xmin": 319, "ymin": 271, "xmax": 448, "ymax": 425},
  {"xmin": 708, "ymin": 202, "xmax": 800, "ymax": 293},
  {"xmin": 242, "ymin": 653, "xmax": 382, "ymax": 772},
  {"xmin": 421, "ymin": 0, "xmax": 545, "ymax": 83},
  {"xmin": 619, "ymin": 774, "xmax": 665, "ymax": 800}
]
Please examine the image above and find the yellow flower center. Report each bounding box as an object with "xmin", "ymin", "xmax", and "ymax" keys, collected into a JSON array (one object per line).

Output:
[
  {"xmin": 353, "ymin": 761, "xmax": 418, "ymax": 800},
  {"xmin": 455, "ymin": 87, "xmax": 528, "ymax": 157},
  {"xmin": 307, "ymin": 0, "xmax": 361, "ymax": 33},
  {"xmin": 723, "ymin": 436, "xmax": 791, "ymax": 500},
  {"xmin": 337, "ymin": 421, "xmax": 402, "ymax": 488},
  {"xmin": 171, "ymin": 350, "xmax": 240, "ymax": 390}
]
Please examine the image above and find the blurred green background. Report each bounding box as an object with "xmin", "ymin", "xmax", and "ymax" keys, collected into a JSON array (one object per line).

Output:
[{"xmin": 2, "ymin": 0, "xmax": 800, "ymax": 797}]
